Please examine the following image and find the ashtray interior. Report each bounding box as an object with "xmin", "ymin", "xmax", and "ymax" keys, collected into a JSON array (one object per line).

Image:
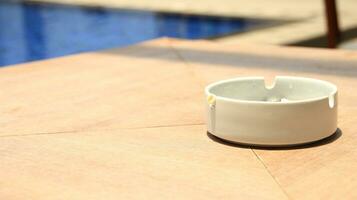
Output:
[{"xmin": 208, "ymin": 76, "xmax": 337, "ymax": 104}]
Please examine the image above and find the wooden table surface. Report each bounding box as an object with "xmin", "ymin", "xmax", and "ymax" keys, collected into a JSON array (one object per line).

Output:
[{"xmin": 1, "ymin": 38, "xmax": 357, "ymax": 199}]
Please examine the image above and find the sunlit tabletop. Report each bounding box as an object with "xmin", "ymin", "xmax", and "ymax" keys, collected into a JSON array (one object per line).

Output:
[{"xmin": 1, "ymin": 38, "xmax": 357, "ymax": 199}]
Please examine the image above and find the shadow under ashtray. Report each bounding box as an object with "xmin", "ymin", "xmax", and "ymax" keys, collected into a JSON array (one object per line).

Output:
[{"xmin": 207, "ymin": 128, "xmax": 342, "ymax": 150}]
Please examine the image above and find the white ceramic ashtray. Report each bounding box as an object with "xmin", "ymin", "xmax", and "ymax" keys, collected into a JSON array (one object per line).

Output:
[{"xmin": 205, "ymin": 76, "xmax": 338, "ymax": 146}]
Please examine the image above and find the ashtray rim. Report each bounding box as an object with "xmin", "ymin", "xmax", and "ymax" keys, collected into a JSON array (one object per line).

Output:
[{"xmin": 205, "ymin": 76, "xmax": 337, "ymax": 105}]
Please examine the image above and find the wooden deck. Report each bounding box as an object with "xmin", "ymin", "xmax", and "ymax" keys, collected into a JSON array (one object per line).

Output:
[{"xmin": 1, "ymin": 38, "xmax": 357, "ymax": 199}]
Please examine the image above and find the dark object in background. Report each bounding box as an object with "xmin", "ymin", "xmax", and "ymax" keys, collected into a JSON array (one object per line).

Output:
[{"xmin": 324, "ymin": 0, "xmax": 340, "ymax": 48}]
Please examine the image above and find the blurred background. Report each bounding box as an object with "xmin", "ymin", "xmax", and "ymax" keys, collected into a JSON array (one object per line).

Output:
[{"xmin": 1, "ymin": 0, "xmax": 357, "ymax": 67}]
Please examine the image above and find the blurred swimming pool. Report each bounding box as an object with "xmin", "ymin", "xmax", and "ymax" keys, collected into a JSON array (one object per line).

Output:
[{"xmin": 0, "ymin": 1, "xmax": 268, "ymax": 66}]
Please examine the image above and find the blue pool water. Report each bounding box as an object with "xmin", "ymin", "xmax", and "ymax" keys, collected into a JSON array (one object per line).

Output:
[{"xmin": 0, "ymin": 1, "xmax": 266, "ymax": 66}]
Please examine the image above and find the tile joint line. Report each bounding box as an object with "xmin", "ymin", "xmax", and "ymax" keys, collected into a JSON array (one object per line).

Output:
[
  {"xmin": 0, "ymin": 123, "xmax": 205, "ymax": 138},
  {"xmin": 251, "ymin": 148, "xmax": 292, "ymax": 200}
]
